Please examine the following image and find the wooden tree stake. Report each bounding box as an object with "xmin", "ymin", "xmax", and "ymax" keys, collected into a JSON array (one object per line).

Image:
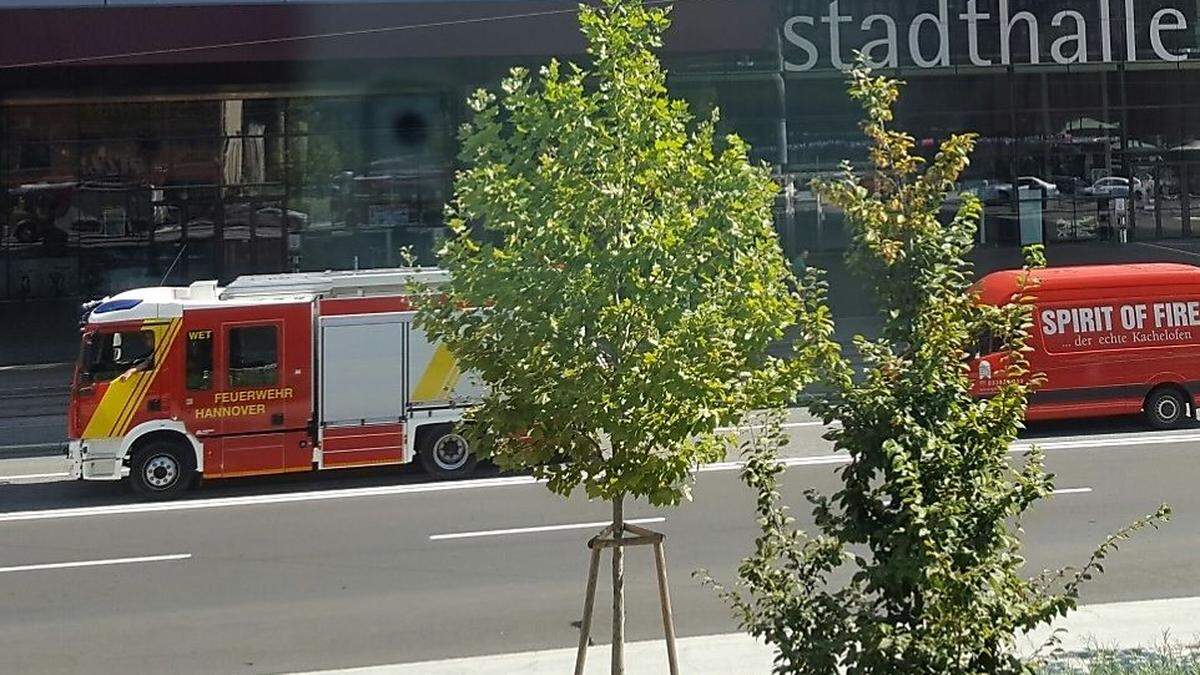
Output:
[{"xmin": 573, "ymin": 524, "xmax": 679, "ymax": 675}]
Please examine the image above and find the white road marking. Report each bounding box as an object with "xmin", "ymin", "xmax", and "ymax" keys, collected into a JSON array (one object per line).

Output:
[
  {"xmin": 702, "ymin": 431, "xmax": 1200, "ymax": 473},
  {"xmin": 430, "ymin": 517, "xmax": 666, "ymax": 541},
  {"xmin": 1012, "ymin": 430, "xmax": 1200, "ymax": 451},
  {"xmin": 1135, "ymin": 241, "xmax": 1200, "ymax": 260},
  {"xmin": 707, "ymin": 457, "xmax": 1093, "ymax": 496},
  {"xmin": 0, "ymin": 472, "xmax": 71, "ymax": 481},
  {"xmin": 699, "ymin": 455, "xmax": 850, "ymax": 473},
  {"xmin": 716, "ymin": 422, "xmax": 1200, "ymax": 453},
  {"xmin": 0, "ymin": 553, "xmax": 190, "ymax": 574},
  {"xmin": 0, "ymin": 476, "xmax": 542, "ymax": 523},
  {"xmin": 0, "ymin": 425, "xmax": 1175, "ymax": 523},
  {"xmin": 716, "ymin": 421, "xmax": 828, "ymax": 433},
  {"xmin": 721, "ymin": 419, "xmax": 1200, "ymax": 451}
]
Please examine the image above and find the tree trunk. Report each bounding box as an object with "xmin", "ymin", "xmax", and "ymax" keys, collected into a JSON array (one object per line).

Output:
[{"xmin": 611, "ymin": 494, "xmax": 625, "ymax": 675}]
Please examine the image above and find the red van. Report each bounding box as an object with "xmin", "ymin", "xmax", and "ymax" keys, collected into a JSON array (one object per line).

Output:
[{"xmin": 972, "ymin": 263, "xmax": 1200, "ymax": 429}]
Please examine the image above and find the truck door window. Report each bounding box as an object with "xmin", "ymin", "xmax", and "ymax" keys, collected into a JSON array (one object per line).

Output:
[
  {"xmin": 186, "ymin": 329, "xmax": 214, "ymax": 390},
  {"xmin": 228, "ymin": 325, "xmax": 278, "ymax": 388},
  {"xmin": 84, "ymin": 330, "xmax": 155, "ymax": 383}
]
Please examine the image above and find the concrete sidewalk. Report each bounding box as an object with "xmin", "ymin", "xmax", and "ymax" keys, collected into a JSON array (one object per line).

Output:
[{"xmin": 294, "ymin": 596, "xmax": 1200, "ymax": 674}]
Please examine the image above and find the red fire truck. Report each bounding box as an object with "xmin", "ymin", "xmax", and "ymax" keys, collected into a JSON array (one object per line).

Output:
[
  {"xmin": 67, "ymin": 268, "xmax": 485, "ymax": 499},
  {"xmin": 972, "ymin": 263, "xmax": 1200, "ymax": 429}
]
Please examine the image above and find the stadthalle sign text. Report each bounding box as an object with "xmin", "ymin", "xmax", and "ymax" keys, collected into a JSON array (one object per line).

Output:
[{"xmin": 784, "ymin": 0, "xmax": 1195, "ymax": 71}]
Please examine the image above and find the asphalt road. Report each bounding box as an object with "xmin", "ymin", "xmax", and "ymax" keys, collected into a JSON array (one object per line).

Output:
[
  {"xmin": 0, "ymin": 363, "xmax": 71, "ymax": 453},
  {"xmin": 1, "ymin": 418, "xmax": 1198, "ymax": 675}
]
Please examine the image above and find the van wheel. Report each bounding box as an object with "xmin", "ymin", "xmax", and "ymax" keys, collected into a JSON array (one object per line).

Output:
[
  {"xmin": 1145, "ymin": 388, "xmax": 1190, "ymax": 430},
  {"xmin": 418, "ymin": 426, "xmax": 478, "ymax": 480},
  {"xmin": 128, "ymin": 437, "xmax": 196, "ymax": 500}
]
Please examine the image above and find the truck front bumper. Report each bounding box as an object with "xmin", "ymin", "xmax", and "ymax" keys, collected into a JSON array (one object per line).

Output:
[
  {"xmin": 68, "ymin": 438, "xmax": 127, "ymax": 481},
  {"xmin": 67, "ymin": 440, "xmax": 82, "ymax": 479}
]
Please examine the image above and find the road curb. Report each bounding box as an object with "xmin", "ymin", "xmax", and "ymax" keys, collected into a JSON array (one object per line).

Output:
[{"xmin": 0, "ymin": 442, "xmax": 66, "ymax": 459}]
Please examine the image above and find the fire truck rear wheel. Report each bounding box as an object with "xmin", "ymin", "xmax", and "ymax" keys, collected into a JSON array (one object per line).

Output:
[
  {"xmin": 128, "ymin": 437, "xmax": 196, "ymax": 500},
  {"xmin": 418, "ymin": 427, "xmax": 477, "ymax": 480},
  {"xmin": 1145, "ymin": 387, "xmax": 1190, "ymax": 430}
]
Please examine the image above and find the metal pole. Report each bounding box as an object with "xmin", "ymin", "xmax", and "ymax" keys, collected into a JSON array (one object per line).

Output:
[
  {"xmin": 1118, "ymin": 63, "xmax": 1132, "ymax": 241},
  {"xmin": 612, "ymin": 496, "xmax": 625, "ymax": 675},
  {"xmin": 775, "ymin": 72, "xmax": 788, "ymax": 171},
  {"xmin": 653, "ymin": 540, "xmax": 680, "ymax": 675},
  {"xmin": 214, "ymin": 182, "xmax": 226, "ymax": 282},
  {"xmin": 774, "ymin": 22, "xmax": 788, "ymax": 170},
  {"xmin": 574, "ymin": 543, "xmax": 603, "ymax": 675},
  {"xmin": 280, "ymin": 103, "xmax": 291, "ymax": 273},
  {"xmin": 249, "ymin": 196, "xmax": 258, "ymax": 271}
]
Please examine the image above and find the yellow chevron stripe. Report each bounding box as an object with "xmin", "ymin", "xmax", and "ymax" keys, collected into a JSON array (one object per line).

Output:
[
  {"xmin": 106, "ymin": 371, "xmax": 150, "ymax": 437},
  {"xmin": 108, "ymin": 345, "xmax": 158, "ymax": 436},
  {"xmin": 411, "ymin": 344, "xmax": 461, "ymax": 403},
  {"xmin": 106, "ymin": 322, "xmax": 168, "ymax": 436},
  {"xmin": 113, "ymin": 319, "xmax": 182, "ymax": 437},
  {"xmin": 82, "ymin": 372, "xmax": 150, "ymax": 439},
  {"xmin": 128, "ymin": 320, "xmax": 181, "ymax": 428}
]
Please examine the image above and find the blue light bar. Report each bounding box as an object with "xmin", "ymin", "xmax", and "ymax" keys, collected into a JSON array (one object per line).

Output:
[{"xmin": 93, "ymin": 299, "xmax": 143, "ymax": 314}]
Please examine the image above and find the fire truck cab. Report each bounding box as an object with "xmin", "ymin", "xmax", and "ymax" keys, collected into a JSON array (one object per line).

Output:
[{"xmin": 68, "ymin": 268, "xmax": 485, "ymax": 499}]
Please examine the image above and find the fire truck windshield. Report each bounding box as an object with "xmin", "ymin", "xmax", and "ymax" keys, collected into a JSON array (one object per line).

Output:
[{"xmin": 79, "ymin": 329, "xmax": 156, "ymax": 383}]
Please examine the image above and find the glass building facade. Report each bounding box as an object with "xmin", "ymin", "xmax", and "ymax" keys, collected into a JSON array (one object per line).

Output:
[
  {"xmin": 0, "ymin": 0, "xmax": 1198, "ymax": 363},
  {"xmin": 0, "ymin": 91, "xmax": 462, "ymax": 362}
]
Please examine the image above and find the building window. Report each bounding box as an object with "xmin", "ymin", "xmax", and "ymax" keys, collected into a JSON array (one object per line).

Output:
[{"xmin": 228, "ymin": 325, "xmax": 278, "ymax": 388}]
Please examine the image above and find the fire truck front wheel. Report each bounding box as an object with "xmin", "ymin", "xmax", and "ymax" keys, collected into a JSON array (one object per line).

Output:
[
  {"xmin": 127, "ymin": 437, "xmax": 196, "ymax": 500},
  {"xmin": 418, "ymin": 426, "xmax": 478, "ymax": 480}
]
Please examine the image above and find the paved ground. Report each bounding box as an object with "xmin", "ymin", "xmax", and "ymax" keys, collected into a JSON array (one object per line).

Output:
[
  {"xmin": 1, "ymin": 416, "xmax": 1198, "ymax": 674},
  {"xmin": 0, "ymin": 362, "xmax": 71, "ymax": 454},
  {"xmin": 292, "ymin": 596, "xmax": 1200, "ymax": 674}
]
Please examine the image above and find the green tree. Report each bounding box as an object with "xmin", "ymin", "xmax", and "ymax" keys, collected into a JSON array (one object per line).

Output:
[
  {"xmin": 416, "ymin": 1, "xmax": 799, "ymax": 671},
  {"xmin": 702, "ymin": 65, "xmax": 1169, "ymax": 674}
]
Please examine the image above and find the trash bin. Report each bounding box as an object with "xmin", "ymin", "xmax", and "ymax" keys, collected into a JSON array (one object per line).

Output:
[{"xmin": 1018, "ymin": 186, "xmax": 1044, "ymax": 246}]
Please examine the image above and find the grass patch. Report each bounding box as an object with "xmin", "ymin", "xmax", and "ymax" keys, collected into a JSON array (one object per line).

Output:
[{"xmin": 1040, "ymin": 641, "xmax": 1200, "ymax": 674}]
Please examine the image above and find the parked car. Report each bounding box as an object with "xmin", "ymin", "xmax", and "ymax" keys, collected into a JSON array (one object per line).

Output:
[
  {"xmin": 1051, "ymin": 175, "xmax": 1091, "ymax": 196},
  {"xmin": 995, "ymin": 176, "xmax": 1059, "ymax": 202},
  {"xmin": 957, "ymin": 179, "xmax": 1012, "ymax": 205},
  {"xmin": 4, "ymin": 180, "xmax": 156, "ymax": 244},
  {"xmin": 151, "ymin": 204, "xmax": 308, "ymax": 242},
  {"xmin": 1082, "ymin": 176, "xmax": 1146, "ymax": 201},
  {"xmin": 1016, "ymin": 176, "xmax": 1059, "ymax": 198}
]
